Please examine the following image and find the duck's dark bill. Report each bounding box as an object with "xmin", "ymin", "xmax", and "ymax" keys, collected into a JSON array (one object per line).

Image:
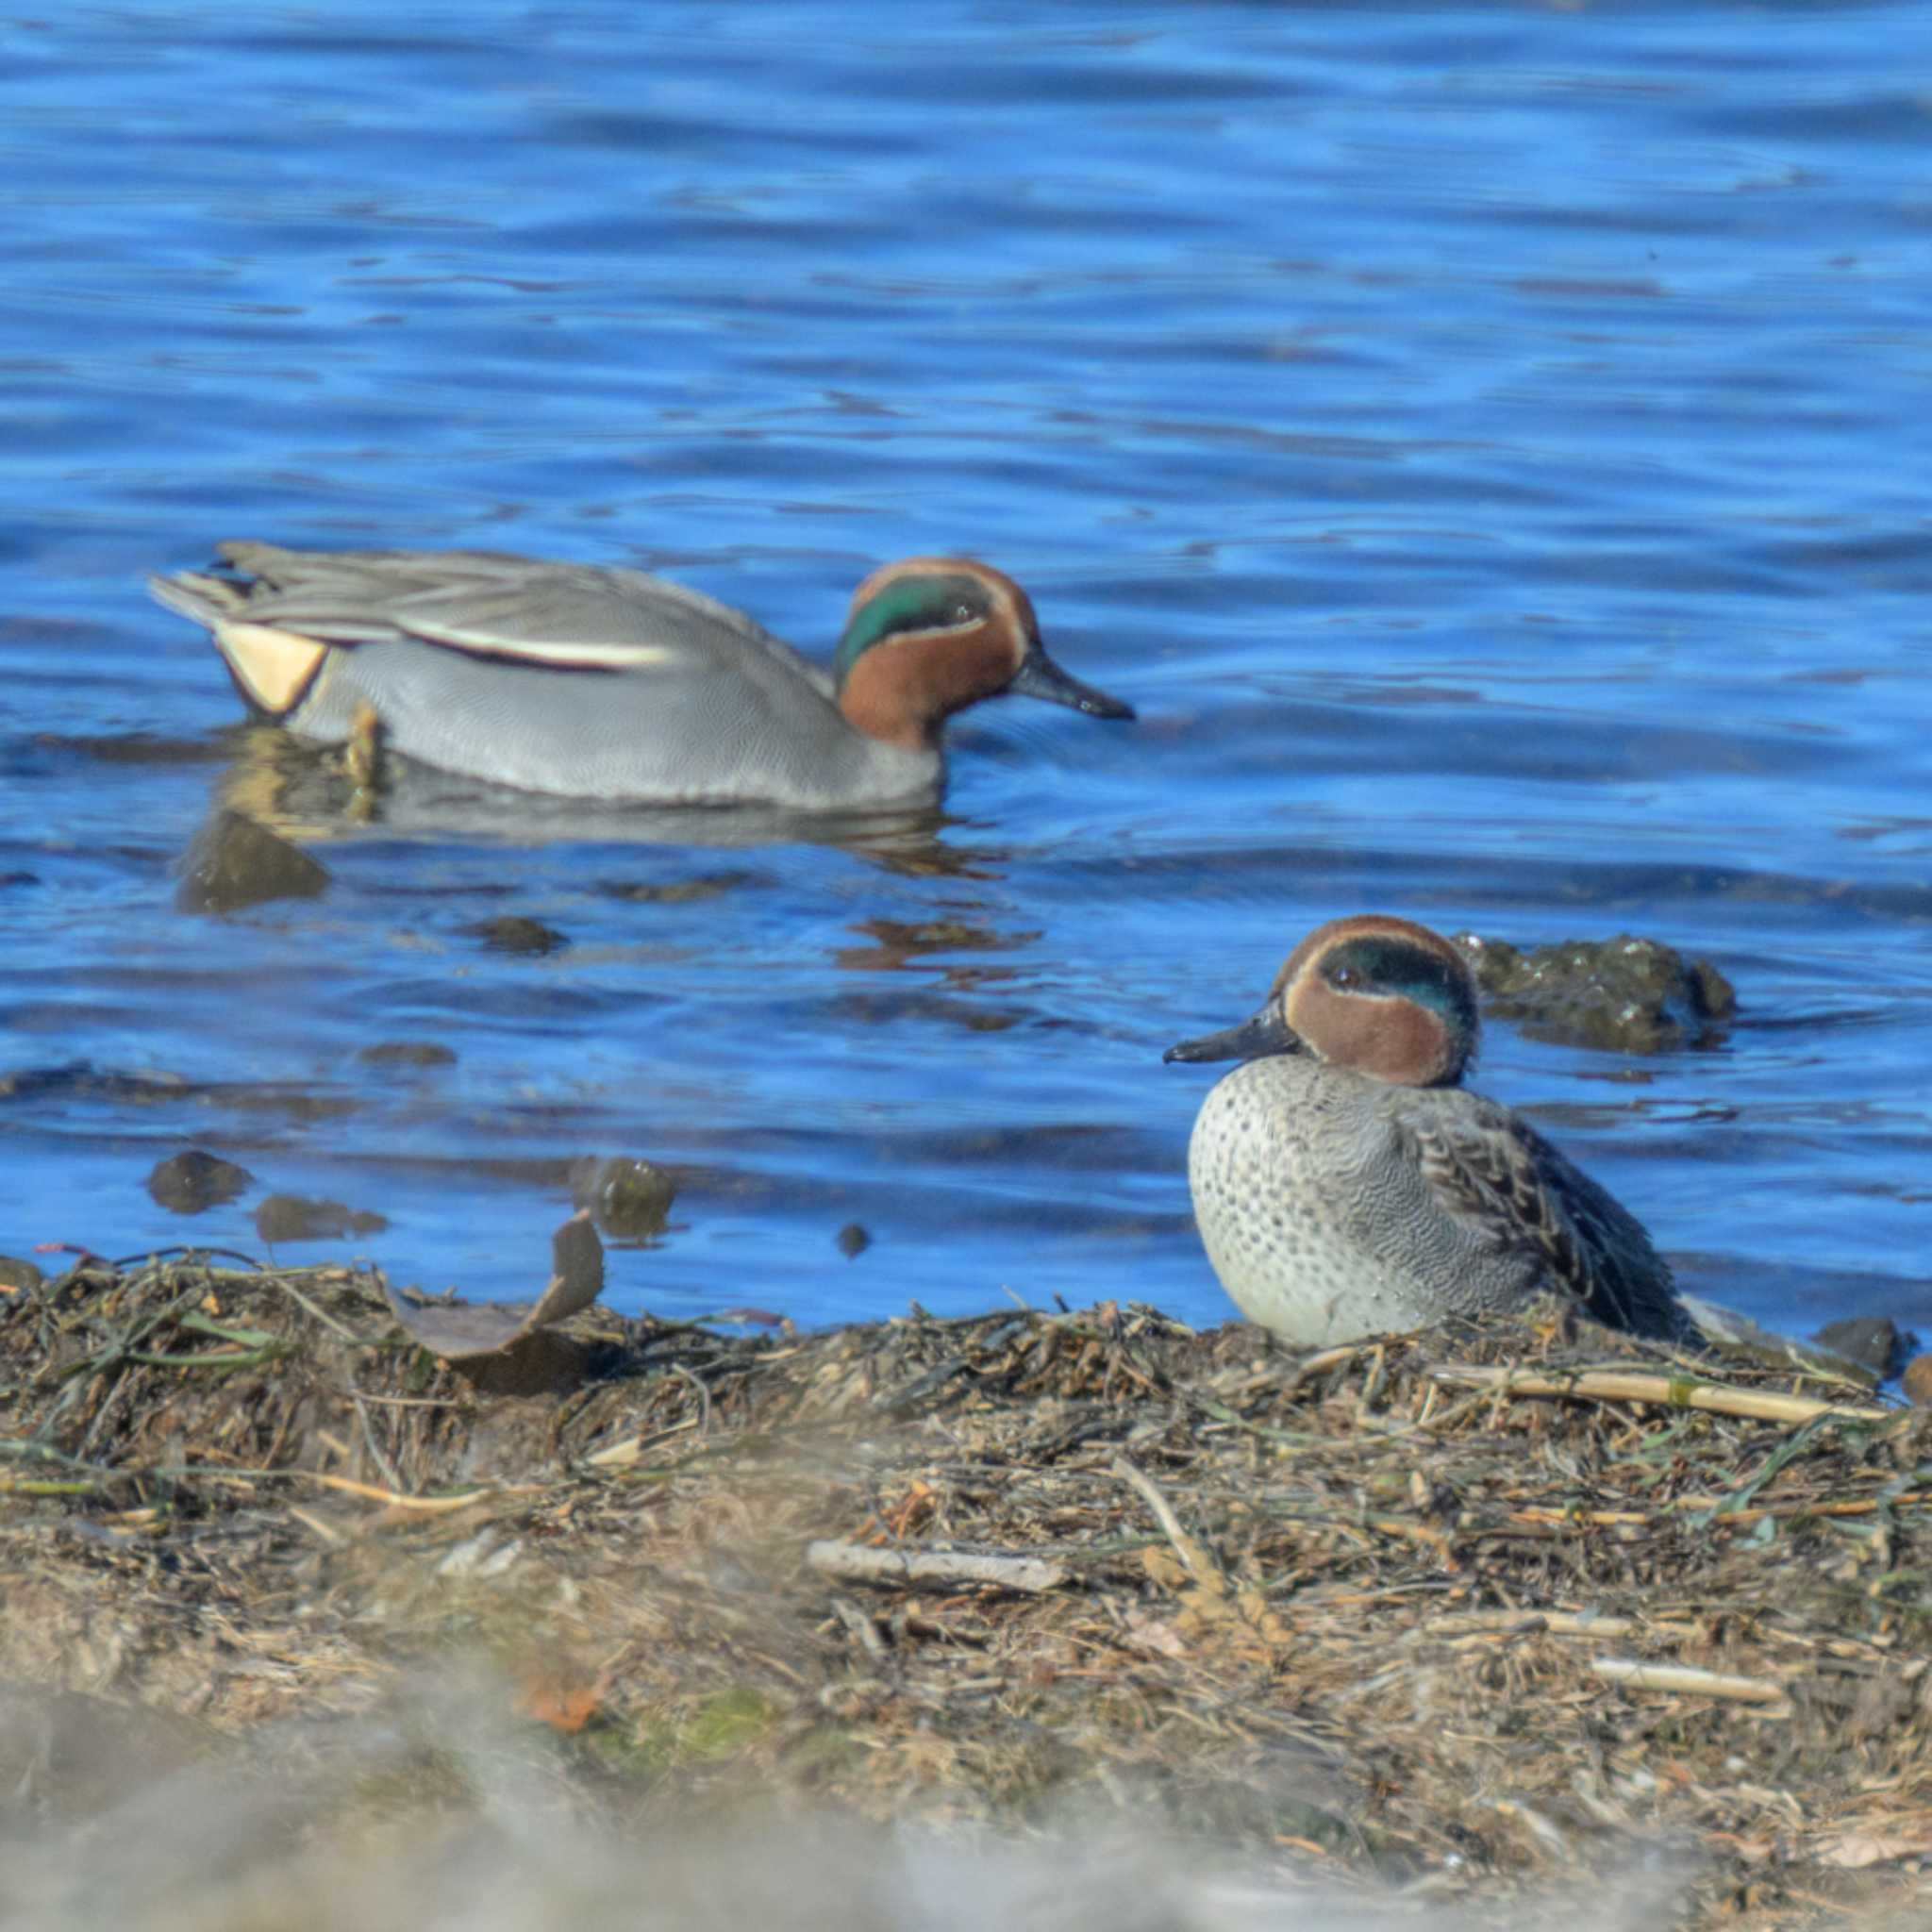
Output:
[
  {"xmin": 1009, "ymin": 648, "xmax": 1135, "ymax": 720},
  {"xmin": 1163, "ymin": 1000, "xmax": 1302, "ymax": 1065}
]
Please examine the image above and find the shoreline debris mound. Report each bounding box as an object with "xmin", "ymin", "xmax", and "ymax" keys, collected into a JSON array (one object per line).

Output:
[{"xmin": 3, "ymin": 1243, "xmax": 1929, "ymax": 1929}]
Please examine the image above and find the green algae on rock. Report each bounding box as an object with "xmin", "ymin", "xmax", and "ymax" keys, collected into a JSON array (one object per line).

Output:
[{"xmin": 1451, "ymin": 929, "xmax": 1737, "ymax": 1054}]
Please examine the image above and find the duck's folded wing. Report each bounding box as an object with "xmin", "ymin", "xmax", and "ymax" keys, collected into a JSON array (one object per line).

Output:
[
  {"xmin": 209, "ymin": 543, "xmax": 812, "ymax": 679},
  {"xmin": 1395, "ymin": 1097, "xmax": 1684, "ymax": 1340}
]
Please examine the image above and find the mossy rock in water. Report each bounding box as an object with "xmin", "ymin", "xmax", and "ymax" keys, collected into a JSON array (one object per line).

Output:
[{"xmin": 1450, "ymin": 929, "xmax": 1736, "ymax": 1054}]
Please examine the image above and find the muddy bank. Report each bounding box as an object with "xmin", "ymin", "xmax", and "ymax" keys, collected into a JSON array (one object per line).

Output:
[{"xmin": 2, "ymin": 1246, "xmax": 1929, "ymax": 1928}]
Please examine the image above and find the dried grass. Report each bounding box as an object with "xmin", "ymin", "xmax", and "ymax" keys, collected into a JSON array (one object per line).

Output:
[{"xmin": 4, "ymin": 1250, "xmax": 1932, "ymax": 1928}]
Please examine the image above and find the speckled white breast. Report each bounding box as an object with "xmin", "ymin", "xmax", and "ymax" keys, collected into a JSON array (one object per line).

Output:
[{"xmin": 1183, "ymin": 1056, "xmax": 1541, "ymax": 1344}]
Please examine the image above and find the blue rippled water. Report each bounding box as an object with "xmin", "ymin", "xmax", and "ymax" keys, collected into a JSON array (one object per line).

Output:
[{"xmin": 4, "ymin": 2, "xmax": 1930, "ymax": 1343}]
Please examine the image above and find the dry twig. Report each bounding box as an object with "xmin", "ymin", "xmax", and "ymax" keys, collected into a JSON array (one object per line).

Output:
[{"xmin": 807, "ymin": 1539, "xmax": 1067, "ymax": 1593}]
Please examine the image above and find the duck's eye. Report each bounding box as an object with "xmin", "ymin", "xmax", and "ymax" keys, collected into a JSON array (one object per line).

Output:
[
  {"xmin": 1329, "ymin": 964, "xmax": 1356, "ymax": 988},
  {"xmin": 951, "ymin": 601, "xmax": 974, "ymax": 625}
]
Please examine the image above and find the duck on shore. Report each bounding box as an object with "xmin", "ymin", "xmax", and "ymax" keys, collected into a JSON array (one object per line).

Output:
[{"xmin": 1166, "ymin": 913, "xmax": 1692, "ymax": 1347}]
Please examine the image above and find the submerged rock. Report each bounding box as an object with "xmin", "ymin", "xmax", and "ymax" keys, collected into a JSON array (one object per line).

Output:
[
  {"xmin": 1811, "ymin": 1314, "xmax": 1905, "ymax": 1379},
  {"xmin": 0, "ymin": 1064, "xmax": 191, "ymax": 1105},
  {"xmin": 176, "ymin": 809, "xmax": 328, "ymax": 914},
  {"xmin": 255, "ymin": 1193, "xmax": 389, "ymax": 1243},
  {"xmin": 1450, "ymin": 929, "xmax": 1736, "ymax": 1054},
  {"xmin": 465, "ymin": 915, "xmax": 568, "ymax": 957},
  {"xmin": 356, "ymin": 1040, "xmax": 458, "ymax": 1070},
  {"xmin": 1680, "ymin": 1292, "xmax": 1880, "ymax": 1389},
  {"xmin": 597, "ymin": 870, "xmax": 760, "ymax": 905},
  {"xmin": 570, "ymin": 1157, "xmax": 675, "ymax": 1239},
  {"xmin": 147, "ymin": 1149, "xmax": 253, "ymax": 1215}
]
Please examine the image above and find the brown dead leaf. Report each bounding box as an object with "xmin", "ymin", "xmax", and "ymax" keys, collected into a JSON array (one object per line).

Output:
[
  {"xmin": 384, "ymin": 1213, "xmax": 605, "ymax": 1391},
  {"xmin": 513, "ymin": 1669, "xmax": 604, "ymax": 1734}
]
